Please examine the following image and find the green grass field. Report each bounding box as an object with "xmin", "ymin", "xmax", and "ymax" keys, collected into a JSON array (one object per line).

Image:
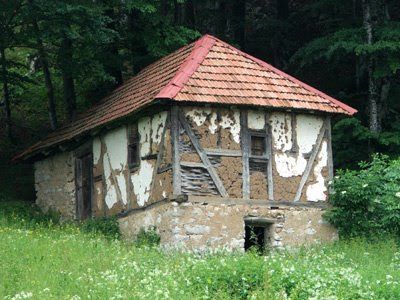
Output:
[{"xmin": 1, "ymin": 201, "xmax": 399, "ymax": 299}]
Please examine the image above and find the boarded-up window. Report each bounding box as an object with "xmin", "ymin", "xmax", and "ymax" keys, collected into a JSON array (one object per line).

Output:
[
  {"xmin": 250, "ymin": 135, "xmax": 266, "ymax": 157},
  {"xmin": 128, "ymin": 124, "xmax": 140, "ymax": 169}
]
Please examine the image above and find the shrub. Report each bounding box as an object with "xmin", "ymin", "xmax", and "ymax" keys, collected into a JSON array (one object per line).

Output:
[
  {"xmin": 325, "ymin": 154, "xmax": 400, "ymax": 237},
  {"xmin": 135, "ymin": 226, "xmax": 161, "ymax": 247},
  {"xmin": 80, "ymin": 216, "xmax": 121, "ymax": 240},
  {"xmin": 0, "ymin": 198, "xmax": 60, "ymax": 228}
]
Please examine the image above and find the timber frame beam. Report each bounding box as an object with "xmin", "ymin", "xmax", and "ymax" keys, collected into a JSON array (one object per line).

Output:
[{"xmin": 177, "ymin": 108, "xmax": 229, "ymax": 197}]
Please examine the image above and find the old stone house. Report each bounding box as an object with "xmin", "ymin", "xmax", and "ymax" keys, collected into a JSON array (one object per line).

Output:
[{"xmin": 16, "ymin": 34, "xmax": 357, "ymax": 250}]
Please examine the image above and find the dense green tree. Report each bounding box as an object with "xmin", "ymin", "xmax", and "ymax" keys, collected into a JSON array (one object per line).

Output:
[{"xmin": 0, "ymin": 0, "xmax": 399, "ymax": 169}]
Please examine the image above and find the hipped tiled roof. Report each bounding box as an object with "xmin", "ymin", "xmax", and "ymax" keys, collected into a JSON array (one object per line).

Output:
[{"xmin": 16, "ymin": 34, "xmax": 356, "ymax": 160}]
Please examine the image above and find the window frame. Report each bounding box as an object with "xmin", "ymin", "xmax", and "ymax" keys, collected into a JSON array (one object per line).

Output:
[
  {"xmin": 248, "ymin": 130, "xmax": 269, "ymax": 160},
  {"xmin": 127, "ymin": 123, "xmax": 140, "ymax": 170}
]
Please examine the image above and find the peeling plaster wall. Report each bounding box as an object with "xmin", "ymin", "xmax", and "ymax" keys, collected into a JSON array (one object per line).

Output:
[
  {"xmin": 102, "ymin": 127, "xmax": 129, "ymax": 210},
  {"xmin": 269, "ymin": 112, "xmax": 328, "ymax": 201},
  {"xmin": 91, "ymin": 111, "xmax": 170, "ymax": 215},
  {"xmin": 181, "ymin": 107, "xmax": 330, "ymax": 202},
  {"xmin": 119, "ymin": 202, "xmax": 338, "ymax": 251},
  {"xmin": 184, "ymin": 106, "xmax": 241, "ymax": 150},
  {"xmin": 34, "ymin": 151, "xmax": 75, "ymax": 218},
  {"xmin": 182, "ymin": 106, "xmax": 243, "ymax": 196}
]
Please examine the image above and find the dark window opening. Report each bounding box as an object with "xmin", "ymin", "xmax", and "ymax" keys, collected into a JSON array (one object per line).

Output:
[
  {"xmin": 244, "ymin": 220, "xmax": 273, "ymax": 253},
  {"xmin": 128, "ymin": 124, "xmax": 140, "ymax": 169},
  {"xmin": 250, "ymin": 135, "xmax": 266, "ymax": 157}
]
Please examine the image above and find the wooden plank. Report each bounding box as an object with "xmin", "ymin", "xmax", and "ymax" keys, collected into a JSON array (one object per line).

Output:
[
  {"xmin": 240, "ymin": 110, "xmax": 250, "ymax": 199},
  {"xmin": 180, "ymin": 161, "xmax": 206, "ymax": 168},
  {"xmin": 293, "ymin": 118, "xmax": 328, "ymax": 202},
  {"xmin": 244, "ymin": 216, "xmax": 276, "ymax": 225},
  {"xmin": 326, "ymin": 116, "xmax": 334, "ymax": 181},
  {"xmin": 188, "ymin": 195, "xmax": 329, "ymax": 209},
  {"xmin": 265, "ymin": 113, "xmax": 274, "ymax": 201},
  {"xmin": 171, "ymin": 106, "xmax": 181, "ymax": 195},
  {"xmin": 290, "ymin": 112, "xmax": 299, "ymax": 153},
  {"xmin": 204, "ymin": 148, "xmax": 242, "ymax": 157},
  {"xmin": 178, "ymin": 109, "xmax": 228, "ymax": 197},
  {"xmin": 149, "ymin": 114, "xmax": 169, "ymax": 199}
]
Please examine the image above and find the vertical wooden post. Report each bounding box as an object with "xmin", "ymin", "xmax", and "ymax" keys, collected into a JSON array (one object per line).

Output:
[
  {"xmin": 171, "ymin": 105, "xmax": 181, "ymax": 195},
  {"xmin": 240, "ymin": 110, "xmax": 250, "ymax": 199},
  {"xmin": 326, "ymin": 116, "xmax": 334, "ymax": 182},
  {"xmin": 265, "ymin": 113, "xmax": 274, "ymax": 201}
]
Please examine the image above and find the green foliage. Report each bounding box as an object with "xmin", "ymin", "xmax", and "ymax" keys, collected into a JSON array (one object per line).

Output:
[
  {"xmin": 332, "ymin": 118, "xmax": 400, "ymax": 169},
  {"xmin": 135, "ymin": 226, "xmax": 161, "ymax": 247},
  {"xmin": 80, "ymin": 216, "xmax": 121, "ymax": 240},
  {"xmin": 325, "ymin": 155, "xmax": 400, "ymax": 237},
  {"xmin": 0, "ymin": 198, "xmax": 60, "ymax": 228},
  {"xmin": 1, "ymin": 207, "xmax": 400, "ymax": 299}
]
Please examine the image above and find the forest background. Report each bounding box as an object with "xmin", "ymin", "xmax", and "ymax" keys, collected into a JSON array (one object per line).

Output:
[{"xmin": 1, "ymin": 0, "xmax": 399, "ymax": 200}]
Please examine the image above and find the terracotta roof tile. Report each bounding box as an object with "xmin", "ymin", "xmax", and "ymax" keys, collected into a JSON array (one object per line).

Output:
[{"xmin": 16, "ymin": 34, "xmax": 356, "ymax": 160}]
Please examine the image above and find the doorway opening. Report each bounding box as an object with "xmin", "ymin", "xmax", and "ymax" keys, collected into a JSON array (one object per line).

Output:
[
  {"xmin": 244, "ymin": 217, "xmax": 274, "ymax": 252},
  {"xmin": 75, "ymin": 152, "xmax": 93, "ymax": 220}
]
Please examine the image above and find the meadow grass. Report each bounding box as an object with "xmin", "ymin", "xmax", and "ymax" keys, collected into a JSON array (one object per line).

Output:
[{"xmin": 0, "ymin": 201, "xmax": 399, "ymax": 299}]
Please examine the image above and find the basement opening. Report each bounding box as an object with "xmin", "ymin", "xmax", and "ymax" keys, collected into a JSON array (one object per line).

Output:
[{"xmin": 244, "ymin": 217, "xmax": 274, "ymax": 252}]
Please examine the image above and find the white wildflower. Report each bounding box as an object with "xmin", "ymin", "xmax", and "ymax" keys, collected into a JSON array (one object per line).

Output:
[
  {"xmin": 11, "ymin": 292, "xmax": 33, "ymax": 300},
  {"xmin": 341, "ymin": 191, "xmax": 347, "ymax": 195},
  {"xmin": 395, "ymin": 192, "xmax": 400, "ymax": 198},
  {"xmin": 362, "ymin": 184, "xmax": 368, "ymax": 188}
]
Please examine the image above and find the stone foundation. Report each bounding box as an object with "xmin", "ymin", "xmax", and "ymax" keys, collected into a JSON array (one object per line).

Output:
[
  {"xmin": 119, "ymin": 199, "xmax": 338, "ymax": 251},
  {"xmin": 34, "ymin": 151, "xmax": 76, "ymax": 218}
]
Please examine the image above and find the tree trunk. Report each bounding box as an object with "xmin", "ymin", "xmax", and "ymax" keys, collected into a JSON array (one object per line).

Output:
[
  {"xmin": 232, "ymin": 0, "xmax": 246, "ymax": 49},
  {"xmin": 379, "ymin": 77, "xmax": 391, "ymax": 124},
  {"xmin": 214, "ymin": 0, "xmax": 227, "ymax": 37},
  {"xmin": 29, "ymin": 0, "xmax": 58, "ymax": 130},
  {"xmin": 173, "ymin": 0, "xmax": 181, "ymax": 25},
  {"xmin": 362, "ymin": 0, "xmax": 381, "ymax": 133},
  {"xmin": 59, "ymin": 36, "xmax": 77, "ymax": 121},
  {"xmin": 184, "ymin": 0, "xmax": 195, "ymax": 28},
  {"xmin": 104, "ymin": 7, "xmax": 123, "ymax": 86},
  {"xmin": 162, "ymin": 0, "xmax": 168, "ymax": 16},
  {"xmin": 0, "ymin": 47, "xmax": 12, "ymax": 140}
]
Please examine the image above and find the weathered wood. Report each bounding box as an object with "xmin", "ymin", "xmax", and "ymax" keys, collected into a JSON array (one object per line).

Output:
[
  {"xmin": 240, "ymin": 110, "xmax": 250, "ymax": 199},
  {"xmin": 181, "ymin": 165, "xmax": 219, "ymax": 196},
  {"xmin": 326, "ymin": 116, "xmax": 334, "ymax": 181},
  {"xmin": 149, "ymin": 114, "xmax": 169, "ymax": 200},
  {"xmin": 294, "ymin": 118, "xmax": 328, "ymax": 202},
  {"xmin": 171, "ymin": 106, "xmax": 181, "ymax": 195},
  {"xmin": 188, "ymin": 195, "xmax": 329, "ymax": 209},
  {"xmin": 244, "ymin": 216, "xmax": 275, "ymax": 225},
  {"xmin": 290, "ymin": 112, "xmax": 299, "ymax": 153},
  {"xmin": 204, "ymin": 148, "xmax": 242, "ymax": 157},
  {"xmin": 180, "ymin": 161, "xmax": 206, "ymax": 168},
  {"xmin": 178, "ymin": 109, "xmax": 228, "ymax": 197},
  {"xmin": 265, "ymin": 113, "xmax": 274, "ymax": 201},
  {"xmin": 157, "ymin": 164, "xmax": 172, "ymax": 174}
]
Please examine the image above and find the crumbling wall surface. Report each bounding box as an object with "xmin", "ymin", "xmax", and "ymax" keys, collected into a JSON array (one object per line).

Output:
[
  {"xmin": 184, "ymin": 106, "xmax": 241, "ymax": 150},
  {"xmin": 119, "ymin": 201, "xmax": 337, "ymax": 251},
  {"xmin": 34, "ymin": 151, "xmax": 75, "ymax": 218},
  {"xmin": 92, "ymin": 111, "xmax": 171, "ymax": 216},
  {"xmin": 270, "ymin": 112, "xmax": 329, "ymax": 202},
  {"xmin": 181, "ymin": 106, "xmax": 242, "ymax": 197},
  {"xmin": 216, "ymin": 157, "xmax": 243, "ymax": 198}
]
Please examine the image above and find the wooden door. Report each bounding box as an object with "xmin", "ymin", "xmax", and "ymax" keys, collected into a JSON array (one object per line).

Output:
[{"xmin": 76, "ymin": 153, "xmax": 93, "ymax": 220}]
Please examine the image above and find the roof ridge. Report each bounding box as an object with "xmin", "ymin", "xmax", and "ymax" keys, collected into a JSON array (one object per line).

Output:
[
  {"xmin": 203, "ymin": 35, "xmax": 357, "ymax": 115},
  {"xmin": 155, "ymin": 35, "xmax": 216, "ymax": 99}
]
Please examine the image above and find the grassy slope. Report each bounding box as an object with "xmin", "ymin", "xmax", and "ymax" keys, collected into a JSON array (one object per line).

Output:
[{"xmin": 0, "ymin": 201, "xmax": 399, "ymax": 299}]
